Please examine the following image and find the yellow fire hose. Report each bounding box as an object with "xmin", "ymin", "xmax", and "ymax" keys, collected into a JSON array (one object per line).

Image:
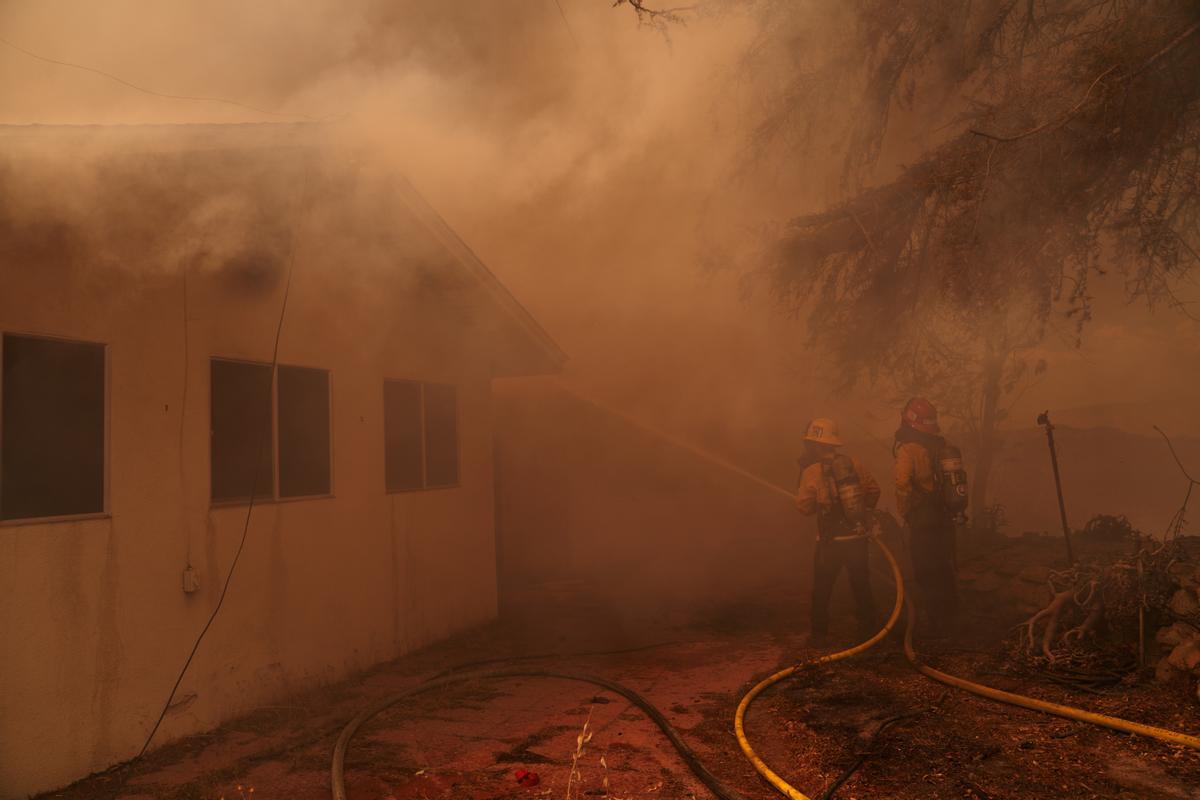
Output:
[
  {"xmin": 735, "ymin": 536, "xmax": 1200, "ymax": 800},
  {"xmin": 545, "ymin": 386, "xmax": 1200, "ymax": 795},
  {"xmin": 900, "ymin": 598, "xmax": 1200, "ymax": 750},
  {"xmin": 733, "ymin": 534, "xmax": 905, "ymax": 800}
]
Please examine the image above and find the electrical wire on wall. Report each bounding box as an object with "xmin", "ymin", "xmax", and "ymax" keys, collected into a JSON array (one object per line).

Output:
[{"xmin": 137, "ymin": 163, "xmax": 313, "ymax": 759}]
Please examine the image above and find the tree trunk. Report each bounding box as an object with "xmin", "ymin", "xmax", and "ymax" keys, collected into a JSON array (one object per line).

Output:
[
  {"xmin": 972, "ymin": 434, "xmax": 996, "ymax": 522},
  {"xmin": 970, "ymin": 343, "xmax": 1004, "ymax": 519}
]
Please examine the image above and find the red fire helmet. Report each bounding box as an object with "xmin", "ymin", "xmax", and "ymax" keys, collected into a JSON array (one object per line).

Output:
[{"xmin": 901, "ymin": 397, "xmax": 940, "ymax": 434}]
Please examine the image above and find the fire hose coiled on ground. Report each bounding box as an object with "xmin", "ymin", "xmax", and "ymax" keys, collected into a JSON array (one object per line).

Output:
[
  {"xmin": 900, "ymin": 598, "xmax": 1200, "ymax": 750},
  {"xmin": 330, "ymin": 668, "xmax": 752, "ymax": 800},
  {"xmin": 331, "ymin": 453, "xmax": 1199, "ymax": 800},
  {"xmin": 332, "ymin": 545, "xmax": 1200, "ymax": 800},
  {"xmin": 733, "ymin": 533, "xmax": 1200, "ymax": 800},
  {"xmin": 733, "ymin": 534, "xmax": 906, "ymax": 800}
]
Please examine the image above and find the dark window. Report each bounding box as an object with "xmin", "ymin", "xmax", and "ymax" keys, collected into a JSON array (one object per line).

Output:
[
  {"xmin": 1, "ymin": 334, "xmax": 105, "ymax": 521},
  {"xmin": 423, "ymin": 383, "xmax": 459, "ymax": 488},
  {"xmin": 210, "ymin": 359, "xmax": 274, "ymax": 503},
  {"xmin": 384, "ymin": 380, "xmax": 423, "ymax": 492},
  {"xmin": 211, "ymin": 359, "xmax": 333, "ymax": 503},
  {"xmin": 384, "ymin": 380, "xmax": 459, "ymax": 492},
  {"xmin": 278, "ymin": 366, "xmax": 331, "ymax": 498}
]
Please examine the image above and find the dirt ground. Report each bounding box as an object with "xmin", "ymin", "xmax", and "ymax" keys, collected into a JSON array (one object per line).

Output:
[{"xmin": 39, "ymin": 547, "xmax": 1200, "ymax": 800}]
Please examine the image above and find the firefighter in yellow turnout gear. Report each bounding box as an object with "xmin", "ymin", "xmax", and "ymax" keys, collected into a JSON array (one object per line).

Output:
[
  {"xmin": 894, "ymin": 397, "xmax": 968, "ymax": 637},
  {"xmin": 795, "ymin": 417, "xmax": 881, "ymax": 646}
]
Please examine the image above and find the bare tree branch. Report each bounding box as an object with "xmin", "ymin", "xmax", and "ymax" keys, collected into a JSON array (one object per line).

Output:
[{"xmin": 1153, "ymin": 425, "xmax": 1200, "ymax": 486}]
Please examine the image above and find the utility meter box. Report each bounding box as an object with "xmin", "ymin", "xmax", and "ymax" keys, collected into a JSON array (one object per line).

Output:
[{"xmin": 182, "ymin": 565, "xmax": 200, "ymax": 594}]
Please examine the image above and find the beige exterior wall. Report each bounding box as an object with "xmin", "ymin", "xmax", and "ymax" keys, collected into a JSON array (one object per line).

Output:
[{"xmin": 0, "ymin": 262, "xmax": 501, "ymax": 798}]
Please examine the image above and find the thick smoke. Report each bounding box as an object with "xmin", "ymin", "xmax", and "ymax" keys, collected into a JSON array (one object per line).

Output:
[{"xmin": 2, "ymin": 0, "xmax": 1197, "ymax": 534}]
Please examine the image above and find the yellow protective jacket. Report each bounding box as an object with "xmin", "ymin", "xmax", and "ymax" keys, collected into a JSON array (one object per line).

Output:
[
  {"xmin": 795, "ymin": 457, "xmax": 881, "ymax": 517},
  {"xmin": 894, "ymin": 440, "xmax": 942, "ymax": 519}
]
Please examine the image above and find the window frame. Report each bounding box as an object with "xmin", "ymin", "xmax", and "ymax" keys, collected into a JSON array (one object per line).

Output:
[
  {"xmin": 0, "ymin": 330, "xmax": 111, "ymax": 527},
  {"xmin": 383, "ymin": 378, "xmax": 462, "ymax": 494},
  {"xmin": 276, "ymin": 362, "xmax": 335, "ymax": 501},
  {"xmin": 209, "ymin": 356, "xmax": 334, "ymax": 507}
]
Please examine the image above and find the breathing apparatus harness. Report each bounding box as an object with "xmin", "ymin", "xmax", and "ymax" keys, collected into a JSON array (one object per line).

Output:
[
  {"xmin": 893, "ymin": 426, "xmax": 969, "ymax": 522},
  {"xmin": 819, "ymin": 452, "xmax": 871, "ymax": 542}
]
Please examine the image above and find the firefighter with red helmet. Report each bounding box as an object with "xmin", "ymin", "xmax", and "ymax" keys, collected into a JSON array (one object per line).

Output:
[
  {"xmin": 795, "ymin": 417, "xmax": 881, "ymax": 646},
  {"xmin": 894, "ymin": 397, "xmax": 968, "ymax": 636}
]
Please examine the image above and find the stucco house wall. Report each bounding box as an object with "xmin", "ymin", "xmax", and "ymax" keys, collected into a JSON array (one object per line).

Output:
[{"xmin": 0, "ymin": 124, "xmax": 562, "ymax": 799}]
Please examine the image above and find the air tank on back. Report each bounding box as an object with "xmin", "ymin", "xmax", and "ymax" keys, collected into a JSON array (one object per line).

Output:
[
  {"xmin": 829, "ymin": 453, "xmax": 868, "ymax": 530},
  {"xmin": 939, "ymin": 444, "xmax": 969, "ymax": 519}
]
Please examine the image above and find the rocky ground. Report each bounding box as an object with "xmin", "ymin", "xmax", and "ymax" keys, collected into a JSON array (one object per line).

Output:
[{"xmin": 39, "ymin": 535, "xmax": 1200, "ymax": 800}]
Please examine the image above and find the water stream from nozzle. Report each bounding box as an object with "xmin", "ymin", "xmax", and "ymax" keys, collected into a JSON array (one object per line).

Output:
[{"xmin": 552, "ymin": 378, "xmax": 796, "ymax": 502}]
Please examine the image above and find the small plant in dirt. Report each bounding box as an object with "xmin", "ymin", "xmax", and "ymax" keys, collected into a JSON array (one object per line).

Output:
[
  {"xmin": 599, "ymin": 755, "xmax": 625, "ymax": 800},
  {"xmin": 564, "ymin": 708, "xmax": 594, "ymax": 800}
]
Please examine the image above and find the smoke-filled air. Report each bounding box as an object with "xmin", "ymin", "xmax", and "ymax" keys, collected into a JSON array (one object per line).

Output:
[{"xmin": 2, "ymin": 2, "xmax": 1200, "ymax": 800}]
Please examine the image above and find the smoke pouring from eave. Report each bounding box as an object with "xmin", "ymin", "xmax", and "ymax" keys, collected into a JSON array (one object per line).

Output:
[
  {"xmin": 0, "ymin": 0, "xmax": 824, "ymax": 441},
  {"xmin": 2, "ymin": 0, "xmax": 1198, "ymax": 534}
]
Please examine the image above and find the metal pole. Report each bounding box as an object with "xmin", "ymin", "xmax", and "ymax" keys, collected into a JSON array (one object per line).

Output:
[
  {"xmin": 1137, "ymin": 557, "xmax": 1146, "ymax": 667},
  {"xmin": 1037, "ymin": 411, "xmax": 1075, "ymax": 565},
  {"xmin": 1130, "ymin": 529, "xmax": 1144, "ymax": 666}
]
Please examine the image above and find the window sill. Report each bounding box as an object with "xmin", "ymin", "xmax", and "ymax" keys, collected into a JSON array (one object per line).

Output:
[
  {"xmin": 277, "ymin": 493, "xmax": 336, "ymax": 505},
  {"xmin": 210, "ymin": 494, "xmax": 335, "ymax": 509},
  {"xmin": 0, "ymin": 512, "xmax": 111, "ymax": 528},
  {"xmin": 386, "ymin": 484, "xmax": 462, "ymax": 495}
]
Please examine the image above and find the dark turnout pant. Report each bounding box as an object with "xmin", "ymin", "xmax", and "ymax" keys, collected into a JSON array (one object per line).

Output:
[
  {"xmin": 811, "ymin": 536, "xmax": 877, "ymax": 637},
  {"xmin": 909, "ymin": 505, "xmax": 958, "ymax": 634}
]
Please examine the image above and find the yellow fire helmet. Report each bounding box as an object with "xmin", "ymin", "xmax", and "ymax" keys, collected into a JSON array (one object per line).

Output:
[{"xmin": 803, "ymin": 417, "xmax": 843, "ymax": 446}]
